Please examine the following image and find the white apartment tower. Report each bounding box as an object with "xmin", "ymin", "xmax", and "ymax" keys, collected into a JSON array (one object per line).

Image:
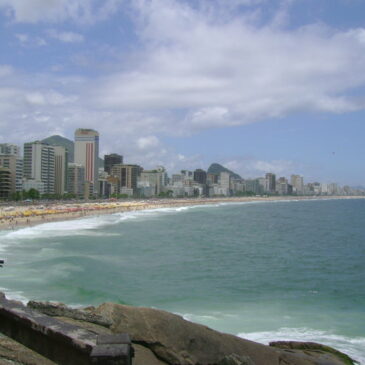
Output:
[
  {"xmin": 74, "ymin": 129, "xmax": 99, "ymax": 194},
  {"xmin": 54, "ymin": 146, "xmax": 68, "ymax": 195},
  {"xmin": 0, "ymin": 143, "xmax": 20, "ymax": 156},
  {"xmin": 23, "ymin": 142, "xmax": 55, "ymax": 194}
]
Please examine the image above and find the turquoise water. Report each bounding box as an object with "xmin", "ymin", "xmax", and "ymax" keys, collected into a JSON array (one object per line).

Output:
[{"xmin": 0, "ymin": 199, "xmax": 364, "ymax": 362}]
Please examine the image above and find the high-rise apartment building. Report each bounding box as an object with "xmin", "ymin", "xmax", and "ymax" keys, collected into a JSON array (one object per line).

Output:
[
  {"xmin": 0, "ymin": 154, "xmax": 23, "ymax": 193},
  {"xmin": 23, "ymin": 142, "xmax": 55, "ymax": 194},
  {"xmin": 244, "ymin": 179, "xmax": 262, "ymax": 195},
  {"xmin": 0, "ymin": 144, "xmax": 20, "ymax": 156},
  {"xmin": 0, "ymin": 143, "xmax": 22, "ymax": 192},
  {"xmin": 193, "ymin": 169, "xmax": 207, "ymax": 185},
  {"xmin": 104, "ymin": 153, "xmax": 123, "ymax": 174},
  {"xmin": 265, "ymin": 173, "xmax": 276, "ymax": 193},
  {"xmin": 277, "ymin": 177, "xmax": 291, "ymax": 195},
  {"xmin": 290, "ymin": 175, "xmax": 304, "ymax": 194},
  {"xmin": 207, "ymin": 173, "xmax": 218, "ymax": 185},
  {"xmin": 0, "ymin": 168, "xmax": 11, "ymax": 198},
  {"xmin": 111, "ymin": 164, "xmax": 141, "ymax": 193},
  {"xmin": 171, "ymin": 174, "xmax": 183, "ymax": 186},
  {"xmin": 139, "ymin": 166, "xmax": 166, "ymax": 195},
  {"xmin": 74, "ymin": 129, "xmax": 99, "ymax": 194},
  {"xmin": 54, "ymin": 146, "xmax": 68, "ymax": 195},
  {"xmin": 67, "ymin": 163, "xmax": 85, "ymax": 198},
  {"xmin": 219, "ymin": 172, "xmax": 231, "ymax": 196}
]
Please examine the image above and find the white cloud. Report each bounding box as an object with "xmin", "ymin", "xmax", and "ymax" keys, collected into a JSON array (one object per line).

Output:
[
  {"xmin": 2, "ymin": 0, "xmax": 365, "ymax": 179},
  {"xmin": 224, "ymin": 158, "xmax": 297, "ymax": 178},
  {"xmin": 25, "ymin": 90, "xmax": 77, "ymax": 106},
  {"xmin": 15, "ymin": 33, "xmax": 47, "ymax": 47},
  {"xmin": 89, "ymin": 0, "xmax": 365, "ymax": 137},
  {"xmin": 0, "ymin": 65, "xmax": 13, "ymax": 77},
  {"xmin": 0, "ymin": 0, "xmax": 122, "ymax": 24},
  {"xmin": 136, "ymin": 135, "xmax": 160, "ymax": 150},
  {"xmin": 47, "ymin": 30, "xmax": 84, "ymax": 43}
]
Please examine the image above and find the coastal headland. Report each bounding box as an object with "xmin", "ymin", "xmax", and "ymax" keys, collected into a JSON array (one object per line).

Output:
[{"xmin": 1, "ymin": 195, "xmax": 364, "ymax": 231}]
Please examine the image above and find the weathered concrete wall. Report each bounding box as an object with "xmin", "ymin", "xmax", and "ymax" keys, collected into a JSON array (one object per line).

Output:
[{"xmin": 0, "ymin": 292, "xmax": 133, "ymax": 365}]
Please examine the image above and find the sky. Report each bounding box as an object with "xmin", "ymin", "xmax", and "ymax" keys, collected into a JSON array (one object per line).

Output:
[{"xmin": 0, "ymin": 0, "xmax": 365, "ymax": 185}]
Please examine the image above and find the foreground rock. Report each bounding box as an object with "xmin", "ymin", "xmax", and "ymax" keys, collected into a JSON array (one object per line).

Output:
[
  {"xmin": 0, "ymin": 296, "xmax": 356, "ymax": 365},
  {"xmin": 22, "ymin": 301, "xmax": 355, "ymax": 365}
]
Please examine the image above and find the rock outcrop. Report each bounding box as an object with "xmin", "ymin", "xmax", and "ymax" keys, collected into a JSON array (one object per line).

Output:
[
  {"xmin": 0, "ymin": 297, "xmax": 357, "ymax": 365},
  {"xmin": 20, "ymin": 301, "xmax": 356, "ymax": 365}
]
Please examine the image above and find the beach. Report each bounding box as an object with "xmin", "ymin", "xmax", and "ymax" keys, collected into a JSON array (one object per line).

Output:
[{"xmin": 0, "ymin": 195, "xmax": 363, "ymax": 231}]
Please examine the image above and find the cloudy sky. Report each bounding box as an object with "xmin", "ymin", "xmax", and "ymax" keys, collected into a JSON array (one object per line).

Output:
[{"xmin": 1, "ymin": 0, "xmax": 365, "ymax": 184}]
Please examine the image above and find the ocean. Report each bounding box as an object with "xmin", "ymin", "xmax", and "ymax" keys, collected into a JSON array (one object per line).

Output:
[{"xmin": 0, "ymin": 198, "xmax": 364, "ymax": 363}]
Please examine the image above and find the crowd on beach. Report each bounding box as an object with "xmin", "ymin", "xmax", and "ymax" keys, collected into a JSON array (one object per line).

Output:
[
  {"xmin": 0, "ymin": 195, "xmax": 363, "ymax": 231},
  {"xmin": 0, "ymin": 200, "xmax": 151, "ymax": 230}
]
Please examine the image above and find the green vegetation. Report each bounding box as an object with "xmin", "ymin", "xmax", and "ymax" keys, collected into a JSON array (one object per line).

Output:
[{"xmin": 24, "ymin": 188, "xmax": 40, "ymax": 200}]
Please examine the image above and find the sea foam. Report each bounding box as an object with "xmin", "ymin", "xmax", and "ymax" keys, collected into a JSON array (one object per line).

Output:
[{"xmin": 238, "ymin": 327, "xmax": 365, "ymax": 364}]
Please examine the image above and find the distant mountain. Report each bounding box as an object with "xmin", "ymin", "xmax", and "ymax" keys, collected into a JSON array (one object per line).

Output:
[
  {"xmin": 207, "ymin": 163, "xmax": 242, "ymax": 179},
  {"xmin": 42, "ymin": 135, "xmax": 75, "ymax": 162},
  {"xmin": 42, "ymin": 135, "xmax": 104, "ymax": 168}
]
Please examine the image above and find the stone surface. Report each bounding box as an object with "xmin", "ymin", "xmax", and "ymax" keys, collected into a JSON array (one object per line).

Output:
[
  {"xmin": 217, "ymin": 353, "xmax": 255, "ymax": 365},
  {"xmin": 1, "ymin": 297, "xmax": 355, "ymax": 365},
  {"xmin": 27, "ymin": 301, "xmax": 111, "ymax": 328},
  {"xmin": 270, "ymin": 342, "xmax": 356, "ymax": 365},
  {"xmin": 0, "ymin": 294, "xmax": 132, "ymax": 365},
  {"xmin": 0, "ymin": 333, "xmax": 55, "ymax": 365},
  {"xmin": 92, "ymin": 302, "xmax": 354, "ymax": 365}
]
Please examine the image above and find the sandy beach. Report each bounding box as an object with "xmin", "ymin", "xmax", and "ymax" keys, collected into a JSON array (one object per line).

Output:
[{"xmin": 0, "ymin": 195, "xmax": 364, "ymax": 231}]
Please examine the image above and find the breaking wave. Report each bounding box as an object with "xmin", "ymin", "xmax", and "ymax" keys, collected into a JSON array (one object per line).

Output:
[{"xmin": 239, "ymin": 327, "xmax": 365, "ymax": 364}]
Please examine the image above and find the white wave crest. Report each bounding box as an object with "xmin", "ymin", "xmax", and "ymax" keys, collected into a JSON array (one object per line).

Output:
[
  {"xmin": 0, "ymin": 287, "xmax": 29, "ymax": 305},
  {"xmin": 238, "ymin": 327, "xmax": 365, "ymax": 364}
]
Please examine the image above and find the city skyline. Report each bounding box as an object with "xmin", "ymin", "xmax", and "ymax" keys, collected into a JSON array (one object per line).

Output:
[
  {"xmin": 1, "ymin": 130, "xmax": 361, "ymax": 201},
  {"xmin": 1, "ymin": 1, "xmax": 365, "ymax": 185}
]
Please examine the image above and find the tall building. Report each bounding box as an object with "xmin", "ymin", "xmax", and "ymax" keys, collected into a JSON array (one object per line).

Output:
[
  {"xmin": 244, "ymin": 179, "xmax": 262, "ymax": 195},
  {"xmin": 54, "ymin": 146, "xmax": 68, "ymax": 195},
  {"xmin": 0, "ymin": 168, "xmax": 11, "ymax": 198},
  {"xmin": 0, "ymin": 143, "xmax": 22, "ymax": 192},
  {"xmin": 207, "ymin": 173, "xmax": 218, "ymax": 185},
  {"xmin": 181, "ymin": 170, "xmax": 193, "ymax": 186},
  {"xmin": 0, "ymin": 154, "xmax": 23, "ymax": 193},
  {"xmin": 111, "ymin": 164, "xmax": 141, "ymax": 194},
  {"xmin": 0, "ymin": 144, "xmax": 20, "ymax": 156},
  {"xmin": 171, "ymin": 174, "xmax": 183, "ymax": 186},
  {"xmin": 277, "ymin": 177, "xmax": 291, "ymax": 195},
  {"xmin": 74, "ymin": 129, "xmax": 99, "ymax": 194},
  {"xmin": 219, "ymin": 172, "xmax": 231, "ymax": 196},
  {"xmin": 67, "ymin": 163, "xmax": 85, "ymax": 198},
  {"xmin": 265, "ymin": 173, "xmax": 276, "ymax": 193},
  {"xmin": 23, "ymin": 142, "xmax": 55, "ymax": 194},
  {"xmin": 291, "ymin": 175, "xmax": 304, "ymax": 194},
  {"xmin": 104, "ymin": 153, "xmax": 123, "ymax": 174},
  {"xmin": 139, "ymin": 166, "xmax": 167, "ymax": 196},
  {"xmin": 193, "ymin": 169, "xmax": 207, "ymax": 185}
]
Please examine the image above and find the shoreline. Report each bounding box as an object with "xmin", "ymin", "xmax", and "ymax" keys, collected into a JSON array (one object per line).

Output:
[{"xmin": 1, "ymin": 195, "xmax": 364, "ymax": 231}]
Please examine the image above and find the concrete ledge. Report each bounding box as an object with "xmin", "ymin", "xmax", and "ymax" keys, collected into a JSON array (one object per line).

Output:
[{"xmin": 0, "ymin": 292, "xmax": 133, "ymax": 365}]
